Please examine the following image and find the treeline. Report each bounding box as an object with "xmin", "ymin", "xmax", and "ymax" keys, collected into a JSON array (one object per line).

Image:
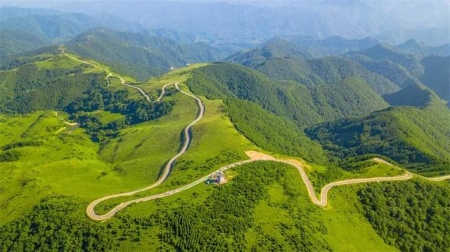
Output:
[{"xmin": 358, "ymin": 180, "xmax": 450, "ymax": 251}]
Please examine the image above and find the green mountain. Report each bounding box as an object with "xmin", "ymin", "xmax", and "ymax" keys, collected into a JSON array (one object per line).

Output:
[
  {"xmin": 307, "ymin": 89, "xmax": 450, "ymax": 174},
  {"xmin": 65, "ymin": 28, "xmax": 227, "ymax": 81},
  {"xmin": 226, "ymin": 38, "xmax": 311, "ymax": 67},
  {"xmin": 419, "ymin": 55, "xmax": 450, "ymax": 101},
  {"xmin": 350, "ymin": 54, "xmax": 417, "ymax": 88},
  {"xmin": 0, "ymin": 29, "xmax": 50, "ymax": 58},
  {"xmin": 348, "ymin": 44, "xmax": 450, "ymax": 101},
  {"xmin": 396, "ymin": 39, "xmax": 450, "ymax": 57},
  {"xmin": 0, "ymin": 54, "xmax": 105, "ymax": 114},
  {"xmin": 0, "ymin": 13, "xmax": 102, "ymax": 40},
  {"xmin": 383, "ymin": 82, "xmax": 440, "ymax": 107},
  {"xmin": 255, "ymin": 57, "xmax": 399, "ymax": 95},
  {"xmin": 186, "ymin": 62, "xmax": 389, "ymax": 128},
  {"xmin": 286, "ymin": 35, "xmax": 379, "ymax": 58},
  {"xmin": 348, "ymin": 43, "xmax": 425, "ymax": 77}
]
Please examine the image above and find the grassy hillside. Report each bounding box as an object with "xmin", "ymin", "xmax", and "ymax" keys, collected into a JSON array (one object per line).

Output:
[
  {"xmin": 1, "ymin": 47, "xmax": 448, "ymax": 251},
  {"xmin": 0, "ymin": 64, "xmax": 256, "ymax": 224},
  {"xmin": 186, "ymin": 62, "xmax": 389, "ymax": 128},
  {"xmin": 1, "ymin": 159, "xmax": 401, "ymax": 251}
]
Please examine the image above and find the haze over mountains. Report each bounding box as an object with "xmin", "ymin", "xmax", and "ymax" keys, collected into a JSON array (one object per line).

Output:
[
  {"xmin": 0, "ymin": 2, "xmax": 450, "ymax": 251},
  {"xmin": 2, "ymin": 0, "xmax": 450, "ymax": 45}
]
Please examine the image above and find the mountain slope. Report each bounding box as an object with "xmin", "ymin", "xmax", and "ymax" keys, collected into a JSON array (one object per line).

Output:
[
  {"xmin": 0, "ymin": 53, "xmax": 106, "ymax": 114},
  {"xmin": 0, "ymin": 29, "xmax": 50, "ymax": 58},
  {"xmin": 348, "ymin": 43, "xmax": 425, "ymax": 77},
  {"xmin": 226, "ymin": 38, "xmax": 311, "ymax": 67},
  {"xmin": 307, "ymin": 97, "xmax": 450, "ymax": 174},
  {"xmin": 255, "ymin": 57, "xmax": 400, "ymax": 95},
  {"xmin": 186, "ymin": 62, "xmax": 389, "ymax": 128},
  {"xmin": 419, "ymin": 55, "xmax": 450, "ymax": 101},
  {"xmin": 348, "ymin": 44, "xmax": 450, "ymax": 101},
  {"xmin": 383, "ymin": 82, "xmax": 440, "ymax": 107},
  {"xmin": 65, "ymin": 28, "xmax": 227, "ymax": 81}
]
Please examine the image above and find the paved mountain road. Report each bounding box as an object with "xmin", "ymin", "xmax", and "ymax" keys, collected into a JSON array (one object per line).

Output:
[
  {"xmin": 86, "ymin": 82, "xmax": 205, "ymax": 221},
  {"xmin": 87, "ymin": 152, "xmax": 431, "ymax": 221}
]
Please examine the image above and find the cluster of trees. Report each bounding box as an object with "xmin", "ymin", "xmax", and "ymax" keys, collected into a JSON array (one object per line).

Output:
[
  {"xmin": 0, "ymin": 196, "xmax": 114, "ymax": 251},
  {"xmin": 66, "ymin": 84, "xmax": 174, "ymax": 143},
  {"xmin": 2, "ymin": 140, "xmax": 44, "ymax": 151},
  {"xmin": 66, "ymin": 85, "xmax": 174, "ymax": 124},
  {"xmin": 358, "ymin": 180, "xmax": 450, "ymax": 251},
  {"xmin": 151, "ymin": 161, "xmax": 330, "ymax": 251}
]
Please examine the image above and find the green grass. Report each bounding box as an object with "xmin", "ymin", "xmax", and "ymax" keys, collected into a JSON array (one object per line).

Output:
[
  {"xmin": 35, "ymin": 54, "xmax": 84, "ymax": 70},
  {"xmin": 85, "ymin": 110, "xmax": 125, "ymax": 124}
]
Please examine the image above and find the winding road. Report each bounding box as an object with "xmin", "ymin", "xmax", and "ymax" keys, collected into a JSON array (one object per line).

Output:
[
  {"xmin": 61, "ymin": 49, "xmax": 450, "ymax": 221},
  {"xmin": 86, "ymin": 82, "xmax": 205, "ymax": 221},
  {"xmin": 88, "ymin": 150, "xmax": 443, "ymax": 221}
]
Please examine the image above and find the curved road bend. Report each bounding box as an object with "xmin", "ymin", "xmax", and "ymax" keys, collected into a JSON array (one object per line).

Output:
[
  {"xmin": 119, "ymin": 78, "xmax": 171, "ymax": 103},
  {"xmin": 87, "ymin": 152, "xmax": 423, "ymax": 221},
  {"xmin": 86, "ymin": 82, "xmax": 205, "ymax": 221}
]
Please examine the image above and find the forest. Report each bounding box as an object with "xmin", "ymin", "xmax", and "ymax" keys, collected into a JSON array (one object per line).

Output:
[{"xmin": 358, "ymin": 180, "xmax": 450, "ymax": 251}]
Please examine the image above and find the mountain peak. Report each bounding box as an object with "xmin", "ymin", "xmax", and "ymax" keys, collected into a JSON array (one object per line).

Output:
[{"xmin": 383, "ymin": 82, "xmax": 440, "ymax": 108}]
